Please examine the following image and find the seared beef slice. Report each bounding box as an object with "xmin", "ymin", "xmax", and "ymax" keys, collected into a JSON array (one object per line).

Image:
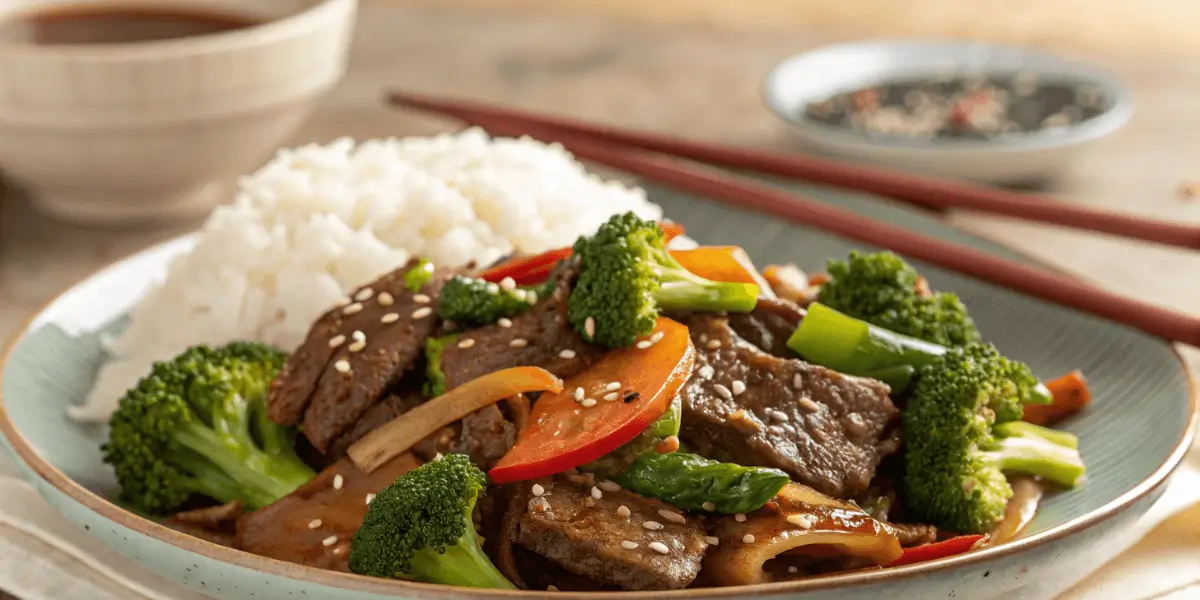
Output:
[
  {"xmin": 267, "ymin": 260, "xmax": 452, "ymax": 452},
  {"xmin": 680, "ymin": 314, "xmax": 900, "ymax": 499},
  {"xmin": 439, "ymin": 267, "xmax": 605, "ymax": 389},
  {"xmin": 515, "ymin": 476, "xmax": 708, "ymax": 590}
]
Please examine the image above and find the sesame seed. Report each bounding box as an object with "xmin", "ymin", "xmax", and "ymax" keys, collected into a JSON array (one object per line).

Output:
[
  {"xmin": 323, "ymin": 535, "xmax": 338, "ymax": 547},
  {"xmin": 560, "ymin": 349, "xmax": 577, "ymax": 359},
  {"xmin": 699, "ymin": 365, "xmax": 714, "ymax": 380},
  {"xmin": 598, "ymin": 480, "xmax": 621, "ymax": 492},
  {"xmin": 351, "ymin": 330, "xmax": 366, "ymax": 342},
  {"xmin": 620, "ymin": 540, "xmax": 639, "ymax": 550},
  {"xmin": 770, "ymin": 410, "xmax": 790, "ymax": 422},
  {"xmin": 585, "ymin": 316, "xmax": 596, "ymax": 339},
  {"xmin": 348, "ymin": 340, "xmax": 366, "ymax": 353},
  {"xmin": 658, "ymin": 509, "xmax": 686, "ymax": 524},
  {"xmin": 651, "ymin": 331, "xmax": 665, "ymax": 343},
  {"xmin": 706, "ymin": 339, "xmax": 722, "ymax": 350},
  {"xmin": 498, "ymin": 317, "xmax": 513, "ymax": 328},
  {"xmin": 581, "ymin": 398, "xmax": 598, "ymax": 408},
  {"xmin": 793, "ymin": 373, "xmax": 804, "ymax": 389},
  {"xmin": 742, "ymin": 534, "xmax": 756, "ymax": 544},
  {"xmin": 786, "ymin": 514, "xmax": 813, "ymax": 529},
  {"xmin": 735, "ymin": 513, "xmax": 747, "ymax": 523},
  {"xmin": 500, "ymin": 277, "xmax": 517, "ymax": 291},
  {"xmin": 526, "ymin": 291, "xmax": 538, "ymax": 305},
  {"xmin": 798, "ymin": 397, "xmax": 821, "ymax": 413},
  {"xmin": 510, "ymin": 338, "xmax": 528, "ymax": 348},
  {"xmin": 355, "ymin": 288, "xmax": 374, "ymax": 301},
  {"xmin": 377, "ymin": 292, "xmax": 394, "ymax": 306},
  {"xmin": 617, "ymin": 505, "xmax": 632, "ymax": 518},
  {"xmin": 591, "ymin": 486, "xmax": 603, "ymax": 500},
  {"xmin": 335, "ymin": 296, "xmax": 351, "ymax": 307},
  {"xmin": 343, "ymin": 302, "xmax": 363, "ymax": 315},
  {"xmin": 366, "ymin": 493, "xmax": 376, "ymax": 505},
  {"xmin": 334, "ymin": 360, "xmax": 351, "ymax": 374},
  {"xmin": 328, "ymin": 335, "xmax": 346, "ymax": 348},
  {"xmin": 547, "ymin": 585, "xmax": 559, "ymax": 592},
  {"xmin": 788, "ymin": 566, "xmax": 799, "ymax": 574},
  {"xmin": 702, "ymin": 501, "xmax": 716, "ymax": 512},
  {"xmin": 713, "ymin": 384, "xmax": 733, "ymax": 400},
  {"xmin": 411, "ymin": 307, "xmax": 432, "ymax": 319},
  {"xmin": 731, "ymin": 380, "xmax": 746, "ymax": 395},
  {"xmin": 729, "ymin": 409, "xmax": 747, "ymax": 421},
  {"xmin": 574, "ymin": 387, "xmax": 585, "ymax": 401},
  {"xmin": 457, "ymin": 338, "xmax": 476, "ymax": 349},
  {"xmin": 532, "ymin": 484, "xmax": 545, "ymax": 497},
  {"xmin": 434, "ymin": 453, "xmax": 443, "ymax": 460},
  {"xmin": 422, "ymin": 262, "xmax": 434, "ymax": 273},
  {"xmin": 606, "ymin": 382, "xmax": 621, "ymax": 392},
  {"xmin": 485, "ymin": 283, "xmax": 500, "ymax": 294},
  {"xmin": 636, "ymin": 340, "xmax": 652, "ymax": 349},
  {"xmin": 603, "ymin": 392, "xmax": 619, "ymax": 402},
  {"xmin": 649, "ymin": 541, "xmax": 670, "ymax": 555},
  {"xmin": 381, "ymin": 312, "xmax": 400, "ymax": 324},
  {"xmin": 332, "ymin": 474, "xmax": 344, "ymax": 490},
  {"xmin": 704, "ymin": 536, "xmax": 720, "ymax": 545},
  {"xmin": 642, "ymin": 521, "xmax": 664, "ymax": 531},
  {"xmin": 308, "ymin": 519, "xmax": 322, "ymax": 529},
  {"xmin": 413, "ymin": 293, "xmax": 431, "ymax": 304}
]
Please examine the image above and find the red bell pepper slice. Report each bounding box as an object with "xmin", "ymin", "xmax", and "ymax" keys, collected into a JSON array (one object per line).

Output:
[
  {"xmin": 889, "ymin": 534, "xmax": 987, "ymax": 567},
  {"xmin": 488, "ymin": 318, "xmax": 695, "ymax": 483}
]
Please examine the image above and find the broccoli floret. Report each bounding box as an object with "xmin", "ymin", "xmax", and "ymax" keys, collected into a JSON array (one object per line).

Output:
[
  {"xmin": 102, "ymin": 342, "xmax": 315, "ymax": 515},
  {"xmin": 422, "ymin": 334, "xmax": 458, "ymax": 398},
  {"xmin": 437, "ymin": 275, "xmax": 555, "ymax": 328},
  {"xmin": 820, "ymin": 251, "xmax": 981, "ymax": 347},
  {"xmin": 349, "ymin": 454, "xmax": 514, "ymax": 589},
  {"xmin": 568, "ymin": 212, "xmax": 760, "ymax": 347},
  {"xmin": 904, "ymin": 343, "xmax": 1086, "ymax": 533}
]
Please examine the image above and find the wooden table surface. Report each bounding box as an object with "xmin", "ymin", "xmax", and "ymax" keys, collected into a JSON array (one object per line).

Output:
[{"xmin": 0, "ymin": 4, "xmax": 1197, "ymax": 599}]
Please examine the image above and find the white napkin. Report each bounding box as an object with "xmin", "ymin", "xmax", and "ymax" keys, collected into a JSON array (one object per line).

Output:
[{"xmin": 0, "ymin": 447, "xmax": 1197, "ymax": 600}]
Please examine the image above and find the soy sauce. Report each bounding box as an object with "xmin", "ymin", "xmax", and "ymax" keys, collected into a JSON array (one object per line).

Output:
[{"xmin": 0, "ymin": 4, "xmax": 261, "ymax": 45}]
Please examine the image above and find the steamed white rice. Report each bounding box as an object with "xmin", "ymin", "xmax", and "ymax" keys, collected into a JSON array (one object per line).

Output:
[{"xmin": 74, "ymin": 129, "xmax": 665, "ymax": 422}]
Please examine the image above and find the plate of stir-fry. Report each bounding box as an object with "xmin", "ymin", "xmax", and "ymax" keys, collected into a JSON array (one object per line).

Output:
[{"xmin": 0, "ymin": 144, "xmax": 1193, "ymax": 600}]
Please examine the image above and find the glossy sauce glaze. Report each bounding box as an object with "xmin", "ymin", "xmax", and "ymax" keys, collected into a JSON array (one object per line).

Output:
[{"xmin": 0, "ymin": 4, "xmax": 260, "ymax": 45}]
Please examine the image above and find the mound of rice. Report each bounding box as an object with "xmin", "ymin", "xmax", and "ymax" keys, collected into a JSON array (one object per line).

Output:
[{"xmin": 74, "ymin": 129, "xmax": 664, "ymax": 422}]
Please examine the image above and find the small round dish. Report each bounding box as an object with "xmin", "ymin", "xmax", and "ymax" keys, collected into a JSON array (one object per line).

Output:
[{"xmin": 763, "ymin": 39, "xmax": 1134, "ymax": 184}]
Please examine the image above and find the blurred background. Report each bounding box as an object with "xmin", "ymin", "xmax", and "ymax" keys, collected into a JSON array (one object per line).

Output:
[{"xmin": 399, "ymin": 0, "xmax": 1200, "ymax": 56}]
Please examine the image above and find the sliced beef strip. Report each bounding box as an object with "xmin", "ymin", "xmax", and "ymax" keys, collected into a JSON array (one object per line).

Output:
[
  {"xmin": 727, "ymin": 297, "xmax": 805, "ymax": 358},
  {"xmin": 439, "ymin": 266, "xmax": 606, "ymax": 390},
  {"xmin": 172, "ymin": 501, "xmax": 244, "ymax": 529},
  {"xmin": 298, "ymin": 265, "xmax": 455, "ymax": 452},
  {"xmin": 679, "ymin": 314, "xmax": 900, "ymax": 499},
  {"xmin": 514, "ymin": 475, "xmax": 709, "ymax": 591},
  {"xmin": 268, "ymin": 260, "xmax": 451, "ymax": 429},
  {"xmin": 235, "ymin": 454, "xmax": 421, "ymax": 571}
]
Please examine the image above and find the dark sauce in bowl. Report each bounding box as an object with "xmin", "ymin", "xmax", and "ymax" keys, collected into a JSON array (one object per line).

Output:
[
  {"xmin": 0, "ymin": 3, "xmax": 261, "ymax": 45},
  {"xmin": 803, "ymin": 73, "xmax": 1109, "ymax": 141}
]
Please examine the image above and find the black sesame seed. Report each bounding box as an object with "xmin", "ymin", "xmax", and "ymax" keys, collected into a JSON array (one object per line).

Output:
[{"xmin": 623, "ymin": 391, "xmax": 640, "ymax": 403}]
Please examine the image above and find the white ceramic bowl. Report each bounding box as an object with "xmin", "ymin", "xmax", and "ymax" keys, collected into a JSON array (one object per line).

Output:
[
  {"xmin": 0, "ymin": 0, "xmax": 357, "ymax": 226},
  {"xmin": 763, "ymin": 39, "xmax": 1134, "ymax": 184}
]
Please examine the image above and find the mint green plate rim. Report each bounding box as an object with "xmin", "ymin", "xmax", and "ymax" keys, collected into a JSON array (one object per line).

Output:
[{"xmin": 0, "ymin": 230, "xmax": 1196, "ymax": 599}]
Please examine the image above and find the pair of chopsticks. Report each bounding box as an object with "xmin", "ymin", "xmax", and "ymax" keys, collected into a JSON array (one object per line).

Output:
[{"xmin": 386, "ymin": 91, "xmax": 1200, "ymax": 347}]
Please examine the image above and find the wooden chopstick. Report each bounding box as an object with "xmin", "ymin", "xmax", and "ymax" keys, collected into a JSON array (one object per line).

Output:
[
  {"xmin": 384, "ymin": 100, "xmax": 1200, "ymax": 347},
  {"xmin": 388, "ymin": 91, "xmax": 1200, "ymax": 251}
]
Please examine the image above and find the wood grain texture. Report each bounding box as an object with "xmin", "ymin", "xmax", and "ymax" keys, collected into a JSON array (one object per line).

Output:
[{"xmin": 374, "ymin": 0, "xmax": 1200, "ymax": 56}]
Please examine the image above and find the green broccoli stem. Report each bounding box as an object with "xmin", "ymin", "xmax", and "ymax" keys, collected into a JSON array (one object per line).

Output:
[
  {"xmin": 407, "ymin": 532, "xmax": 515, "ymax": 590},
  {"xmin": 984, "ymin": 435, "xmax": 1086, "ymax": 489},
  {"xmin": 994, "ymin": 420, "xmax": 1078, "ymax": 449},
  {"xmin": 654, "ymin": 280, "xmax": 759, "ymax": 313},
  {"xmin": 175, "ymin": 423, "xmax": 314, "ymax": 509},
  {"xmin": 168, "ymin": 449, "xmax": 255, "ymax": 507}
]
